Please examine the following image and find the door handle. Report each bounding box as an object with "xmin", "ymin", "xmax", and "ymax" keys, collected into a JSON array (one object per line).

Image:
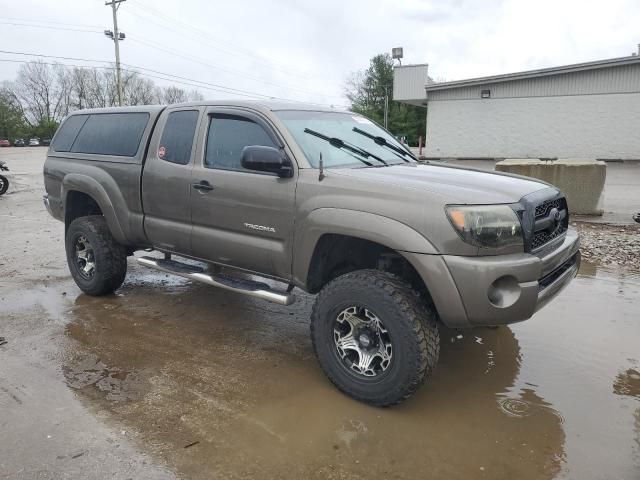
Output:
[{"xmin": 192, "ymin": 181, "xmax": 214, "ymax": 192}]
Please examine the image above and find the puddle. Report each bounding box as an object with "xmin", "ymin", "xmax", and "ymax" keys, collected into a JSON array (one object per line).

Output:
[
  {"xmin": 63, "ymin": 355, "xmax": 145, "ymax": 402},
  {"xmin": 54, "ymin": 259, "xmax": 640, "ymax": 479},
  {"xmin": 2, "ymin": 244, "xmax": 639, "ymax": 478}
]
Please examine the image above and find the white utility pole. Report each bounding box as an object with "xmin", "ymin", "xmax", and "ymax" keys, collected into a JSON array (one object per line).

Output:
[
  {"xmin": 383, "ymin": 85, "xmax": 390, "ymax": 130},
  {"xmin": 105, "ymin": 0, "xmax": 126, "ymax": 106}
]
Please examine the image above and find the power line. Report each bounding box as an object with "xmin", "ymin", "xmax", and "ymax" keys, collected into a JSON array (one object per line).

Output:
[
  {"xmin": 0, "ymin": 55, "xmax": 350, "ymax": 108},
  {"xmin": 121, "ymin": 6, "xmax": 344, "ymax": 98},
  {"xmin": 0, "ymin": 55, "xmax": 270, "ymax": 99},
  {"xmin": 125, "ymin": 0, "xmax": 313, "ymax": 80},
  {"xmin": 0, "ymin": 50, "xmax": 347, "ymax": 104},
  {"xmin": 0, "ymin": 49, "xmax": 112, "ymax": 65},
  {"xmin": 0, "ymin": 16, "xmax": 103, "ymax": 29},
  {"xmin": 0, "ymin": 21, "xmax": 102, "ymax": 33},
  {"xmin": 0, "ymin": 58, "xmax": 267, "ymax": 100},
  {"xmin": 0, "ymin": 17, "xmax": 347, "ymax": 103},
  {"xmin": 126, "ymin": 35, "xmax": 346, "ymax": 101},
  {"xmin": 1, "ymin": 13, "xmax": 301, "ymax": 78}
]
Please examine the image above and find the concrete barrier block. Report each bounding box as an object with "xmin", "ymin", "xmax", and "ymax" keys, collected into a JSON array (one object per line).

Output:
[{"xmin": 495, "ymin": 158, "xmax": 606, "ymax": 215}]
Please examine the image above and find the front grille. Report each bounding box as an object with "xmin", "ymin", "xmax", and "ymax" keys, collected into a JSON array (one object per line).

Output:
[
  {"xmin": 535, "ymin": 198, "xmax": 563, "ymax": 218},
  {"xmin": 531, "ymin": 197, "xmax": 568, "ymax": 251}
]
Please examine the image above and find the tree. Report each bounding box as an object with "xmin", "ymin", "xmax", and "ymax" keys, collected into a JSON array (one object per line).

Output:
[
  {"xmin": 11, "ymin": 61, "xmax": 69, "ymax": 127},
  {"xmin": 345, "ymin": 53, "xmax": 426, "ymax": 145},
  {"xmin": 1, "ymin": 61, "xmax": 205, "ymax": 140},
  {"xmin": 156, "ymin": 86, "xmax": 205, "ymax": 104},
  {"xmin": 0, "ymin": 86, "xmax": 28, "ymax": 139}
]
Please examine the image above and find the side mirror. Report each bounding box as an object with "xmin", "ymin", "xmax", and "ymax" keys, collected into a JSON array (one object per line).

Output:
[{"xmin": 241, "ymin": 145, "xmax": 293, "ymax": 178}]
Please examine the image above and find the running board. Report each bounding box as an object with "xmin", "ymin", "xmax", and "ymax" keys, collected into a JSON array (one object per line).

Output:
[{"xmin": 137, "ymin": 256, "xmax": 295, "ymax": 306}]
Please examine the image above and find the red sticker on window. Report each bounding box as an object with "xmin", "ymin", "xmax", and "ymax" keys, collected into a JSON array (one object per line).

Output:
[{"xmin": 158, "ymin": 146, "xmax": 166, "ymax": 158}]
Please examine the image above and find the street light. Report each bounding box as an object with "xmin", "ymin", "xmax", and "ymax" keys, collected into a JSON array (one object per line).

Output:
[{"xmin": 392, "ymin": 47, "xmax": 403, "ymax": 66}]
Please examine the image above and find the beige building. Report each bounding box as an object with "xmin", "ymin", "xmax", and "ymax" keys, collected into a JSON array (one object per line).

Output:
[{"xmin": 394, "ymin": 55, "xmax": 640, "ymax": 160}]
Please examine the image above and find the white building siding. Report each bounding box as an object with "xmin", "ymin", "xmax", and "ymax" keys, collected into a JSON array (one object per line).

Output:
[
  {"xmin": 393, "ymin": 64, "xmax": 430, "ymax": 105},
  {"xmin": 425, "ymin": 92, "xmax": 640, "ymax": 160},
  {"xmin": 427, "ymin": 63, "xmax": 640, "ymax": 101}
]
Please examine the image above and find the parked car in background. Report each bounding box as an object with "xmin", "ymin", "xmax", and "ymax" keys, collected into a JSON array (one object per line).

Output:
[
  {"xmin": 41, "ymin": 138, "xmax": 51, "ymax": 146},
  {"xmin": 0, "ymin": 139, "xmax": 10, "ymax": 147},
  {"xmin": 29, "ymin": 138, "xmax": 40, "ymax": 146},
  {"xmin": 14, "ymin": 139, "xmax": 25, "ymax": 147}
]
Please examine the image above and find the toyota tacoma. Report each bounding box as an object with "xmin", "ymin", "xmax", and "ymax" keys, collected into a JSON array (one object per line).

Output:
[{"xmin": 43, "ymin": 101, "xmax": 580, "ymax": 406}]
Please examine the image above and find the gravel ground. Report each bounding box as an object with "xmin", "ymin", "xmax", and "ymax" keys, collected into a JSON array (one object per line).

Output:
[{"xmin": 573, "ymin": 221, "xmax": 640, "ymax": 270}]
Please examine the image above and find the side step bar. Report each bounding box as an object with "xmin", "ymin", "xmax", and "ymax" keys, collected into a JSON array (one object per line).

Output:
[{"xmin": 137, "ymin": 256, "xmax": 295, "ymax": 306}]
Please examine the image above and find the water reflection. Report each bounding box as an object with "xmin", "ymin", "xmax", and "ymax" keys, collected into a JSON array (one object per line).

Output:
[
  {"xmin": 62, "ymin": 281, "xmax": 566, "ymax": 480},
  {"xmin": 613, "ymin": 367, "xmax": 640, "ymax": 467}
]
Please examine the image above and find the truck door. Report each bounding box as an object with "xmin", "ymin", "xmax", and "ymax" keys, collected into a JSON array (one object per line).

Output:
[
  {"xmin": 189, "ymin": 108, "xmax": 297, "ymax": 280},
  {"xmin": 142, "ymin": 107, "xmax": 202, "ymax": 254}
]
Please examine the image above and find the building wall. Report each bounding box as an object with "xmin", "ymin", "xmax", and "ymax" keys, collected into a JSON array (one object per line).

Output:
[
  {"xmin": 425, "ymin": 92, "xmax": 640, "ymax": 160},
  {"xmin": 427, "ymin": 63, "xmax": 640, "ymax": 101}
]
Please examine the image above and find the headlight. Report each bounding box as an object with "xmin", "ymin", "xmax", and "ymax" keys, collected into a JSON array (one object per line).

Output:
[{"xmin": 445, "ymin": 205, "xmax": 523, "ymax": 249}]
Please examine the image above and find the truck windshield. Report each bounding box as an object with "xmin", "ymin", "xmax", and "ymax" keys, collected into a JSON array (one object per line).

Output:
[{"xmin": 275, "ymin": 110, "xmax": 415, "ymax": 168}]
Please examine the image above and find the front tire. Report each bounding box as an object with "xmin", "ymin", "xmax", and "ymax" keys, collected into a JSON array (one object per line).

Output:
[
  {"xmin": 310, "ymin": 270, "xmax": 440, "ymax": 406},
  {"xmin": 65, "ymin": 215, "xmax": 127, "ymax": 296}
]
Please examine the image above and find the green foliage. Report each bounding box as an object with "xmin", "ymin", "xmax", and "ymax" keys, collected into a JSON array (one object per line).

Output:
[
  {"xmin": 32, "ymin": 118, "xmax": 59, "ymax": 139},
  {"xmin": 0, "ymin": 89, "xmax": 27, "ymax": 140},
  {"xmin": 346, "ymin": 53, "xmax": 426, "ymax": 146},
  {"xmin": 0, "ymin": 91, "xmax": 59, "ymax": 140}
]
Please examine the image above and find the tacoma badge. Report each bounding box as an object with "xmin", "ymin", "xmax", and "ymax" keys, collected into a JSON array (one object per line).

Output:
[{"xmin": 244, "ymin": 223, "xmax": 276, "ymax": 233}]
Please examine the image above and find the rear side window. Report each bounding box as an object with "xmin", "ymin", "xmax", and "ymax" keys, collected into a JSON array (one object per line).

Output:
[
  {"xmin": 51, "ymin": 115, "xmax": 89, "ymax": 152},
  {"xmin": 71, "ymin": 113, "xmax": 149, "ymax": 157},
  {"xmin": 205, "ymin": 114, "xmax": 276, "ymax": 171},
  {"xmin": 158, "ymin": 110, "xmax": 199, "ymax": 165}
]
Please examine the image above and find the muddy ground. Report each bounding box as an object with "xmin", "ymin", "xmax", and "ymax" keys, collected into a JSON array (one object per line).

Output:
[{"xmin": 1, "ymin": 148, "xmax": 639, "ymax": 480}]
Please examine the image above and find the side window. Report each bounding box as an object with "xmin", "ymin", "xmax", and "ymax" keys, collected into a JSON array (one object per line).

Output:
[
  {"xmin": 51, "ymin": 114, "xmax": 89, "ymax": 152},
  {"xmin": 71, "ymin": 113, "xmax": 149, "ymax": 157},
  {"xmin": 205, "ymin": 114, "xmax": 276, "ymax": 171},
  {"xmin": 158, "ymin": 110, "xmax": 199, "ymax": 165}
]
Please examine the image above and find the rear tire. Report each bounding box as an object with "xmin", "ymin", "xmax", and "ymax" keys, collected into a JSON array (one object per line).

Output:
[
  {"xmin": 65, "ymin": 215, "xmax": 127, "ymax": 296},
  {"xmin": 0, "ymin": 175, "xmax": 8, "ymax": 195},
  {"xmin": 310, "ymin": 269, "xmax": 440, "ymax": 406}
]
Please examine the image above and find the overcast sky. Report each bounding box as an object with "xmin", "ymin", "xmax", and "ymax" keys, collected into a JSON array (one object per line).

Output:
[{"xmin": 0, "ymin": 0, "xmax": 638, "ymax": 106}]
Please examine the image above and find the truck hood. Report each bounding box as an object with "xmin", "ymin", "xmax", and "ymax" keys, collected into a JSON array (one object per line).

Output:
[{"xmin": 332, "ymin": 163, "xmax": 549, "ymax": 204}]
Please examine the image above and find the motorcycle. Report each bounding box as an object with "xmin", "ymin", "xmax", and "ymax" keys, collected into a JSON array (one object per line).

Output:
[{"xmin": 0, "ymin": 160, "xmax": 9, "ymax": 196}]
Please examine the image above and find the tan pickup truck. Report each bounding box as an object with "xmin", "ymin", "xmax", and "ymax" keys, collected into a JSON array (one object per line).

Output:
[{"xmin": 43, "ymin": 101, "xmax": 580, "ymax": 406}]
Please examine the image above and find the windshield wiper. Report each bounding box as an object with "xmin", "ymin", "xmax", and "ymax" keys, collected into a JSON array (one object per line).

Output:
[
  {"xmin": 303, "ymin": 128, "xmax": 388, "ymax": 166},
  {"xmin": 352, "ymin": 127, "xmax": 417, "ymax": 162}
]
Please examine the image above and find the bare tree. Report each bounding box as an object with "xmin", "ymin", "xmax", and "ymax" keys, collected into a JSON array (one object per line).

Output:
[
  {"xmin": 3, "ymin": 61, "xmax": 205, "ymax": 137},
  {"xmin": 55, "ymin": 65, "xmax": 73, "ymax": 119},
  {"xmin": 12, "ymin": 61, "xmax": 67, "ymax": 126},
  {"xmin": 187, "ymin": 89, "xmax": 204, "ymax": 101},
  {"xmin": 121, "ymin": 71, "xmax": 155, "ymax": 105},
  {"xmin": 155, "ymin": 85, "xmax": 205, "ymax": 104},
  {"xmin": 158, "ymin": 85, "xmax": 189, "ymax": 104}
]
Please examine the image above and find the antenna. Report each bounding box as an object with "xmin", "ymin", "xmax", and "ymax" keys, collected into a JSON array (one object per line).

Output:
[{"xmin": 318, "ymin": 152, "xmax": 325, "ymax": 181}]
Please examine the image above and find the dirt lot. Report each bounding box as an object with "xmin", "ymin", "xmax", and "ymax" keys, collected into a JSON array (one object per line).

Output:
[{"xmin": 1, "ymin": 148, "xmax": 639, "ymax": 479}]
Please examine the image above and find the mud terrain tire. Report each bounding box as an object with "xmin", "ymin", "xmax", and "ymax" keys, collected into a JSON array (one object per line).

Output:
[
  {"xmin": 311, "ymin": 269, "xmax": 439, "ymax": 406},
  {"xmin": 65, "ymin": 215, "xmax": 127, "ymax": 296}
]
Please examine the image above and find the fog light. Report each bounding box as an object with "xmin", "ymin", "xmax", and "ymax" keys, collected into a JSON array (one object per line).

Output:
[{"xmin": 488, "ymin": 276, "xmax": 521, "ymax": 308}]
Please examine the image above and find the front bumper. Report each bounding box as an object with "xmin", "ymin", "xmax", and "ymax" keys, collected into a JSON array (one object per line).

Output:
[
  {"xmin": 43, "ymin": 194, "xmax": 53, "ymax": 216},
  {"xmin": 403, "ymin": 229, "xmax": 580, "ymax": 328},
  {"xmin": 43, "ymin": 194, "xmax": 63, "ymax": 221}
]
